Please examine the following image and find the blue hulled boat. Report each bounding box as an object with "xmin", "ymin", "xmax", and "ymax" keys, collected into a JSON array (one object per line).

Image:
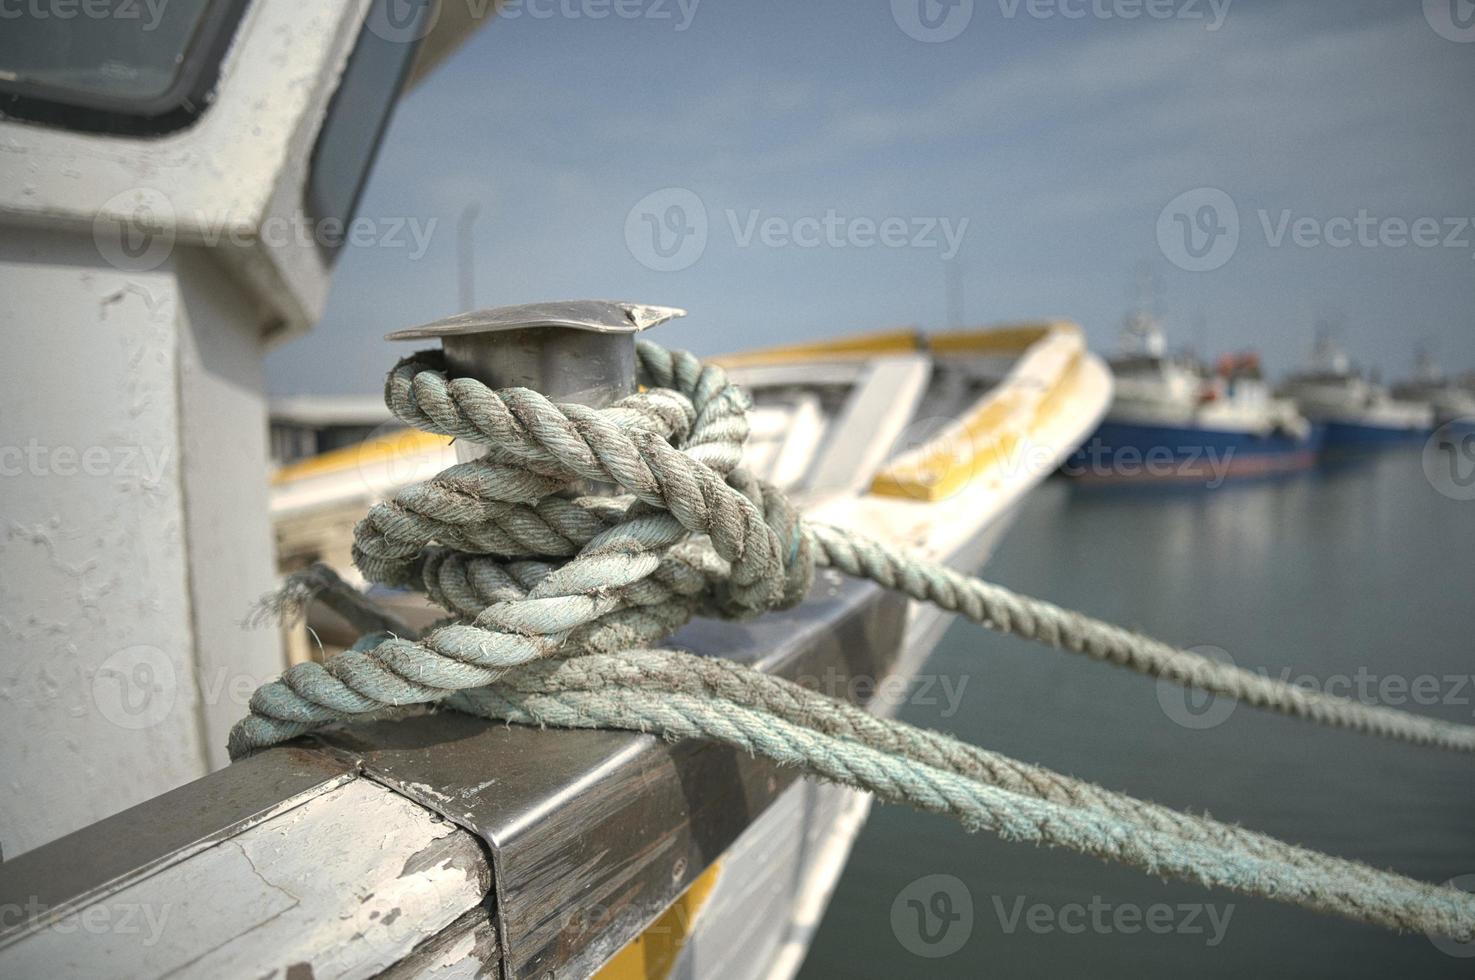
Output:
[
  {"xmin": 1064, "ymin": 314, "xmax": 1321, "ymax": 487},
  {"xmin": 1278, "ymin": 338, "xmax": 1434, "ymax": 452}
]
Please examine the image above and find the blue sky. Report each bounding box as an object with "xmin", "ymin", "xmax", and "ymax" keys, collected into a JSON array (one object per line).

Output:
[{"xmin": 266, "ymin": 0, "xmax": 1475, "ymax": 395}]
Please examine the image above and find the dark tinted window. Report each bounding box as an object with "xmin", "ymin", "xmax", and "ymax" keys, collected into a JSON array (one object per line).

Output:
[{"xmin": 0, "ymin": 0, "xmax": 248, "ymax": 134}]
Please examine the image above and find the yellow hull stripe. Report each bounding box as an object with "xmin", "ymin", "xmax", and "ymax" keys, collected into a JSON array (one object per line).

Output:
[
  {"xmin": 271, "ymin": 428, "xmax": 453, "ymax": 485},
  {"xmin": 869, "ymin": 321, "xmax": 1088, "ymax": 502},
  {"xmin": 591, "ymin": 861, "xmax": 723, "ymax": 980}
]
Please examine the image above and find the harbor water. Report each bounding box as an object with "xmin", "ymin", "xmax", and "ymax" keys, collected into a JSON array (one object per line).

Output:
[{"xmin": 800, "ymin": 446, "xmax": 1475, "ymax": 978}]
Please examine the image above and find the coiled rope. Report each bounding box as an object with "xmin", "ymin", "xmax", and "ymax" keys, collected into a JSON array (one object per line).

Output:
[{"xmin": 232, "ymin": 340, "xmax": 1475, "ymax": 941}]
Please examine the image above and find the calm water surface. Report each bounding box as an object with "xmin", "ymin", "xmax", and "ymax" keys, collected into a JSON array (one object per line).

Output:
[{"xmin": 800, "ymin": 448, "xmax": 1475, "ymax": 978}]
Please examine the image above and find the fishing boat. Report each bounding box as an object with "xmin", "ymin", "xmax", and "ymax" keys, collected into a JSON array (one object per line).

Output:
[
  {"xmin": 1392, "ymin": 352, "xmax": 1475, "ymax": 431},
  {"xmin": 1278, "ymin": 336, "xmax": 1434, "ymax": 450},
  {"xmin": 1062, "ymin": 312, "xmax": 1319, "ymax": 485},
  {"xmin": 6, "ymin": 7, "xmax": 1475, "ymax": 976},
  {"xmin": 0, "ymin": 300, "xmax": 1112, "ymax": 977}
]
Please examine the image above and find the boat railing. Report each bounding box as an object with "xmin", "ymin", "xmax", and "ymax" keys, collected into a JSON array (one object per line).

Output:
[
  {"xmin": 871, "ymin": 321, "xmax": 1086, "ymax": 501},
  {"xmin": 0, "ymin": 576, "xmax": 908, "ymax": 980}
]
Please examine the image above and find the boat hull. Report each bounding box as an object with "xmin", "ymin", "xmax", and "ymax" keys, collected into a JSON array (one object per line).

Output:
[
  {"xmin": 1321, "ymin": 419, "xmax": 1432, "ymax": 450},
  {"xmin": 1061, "ymin": 420, "xmax": 1323, "ymax": 486}
]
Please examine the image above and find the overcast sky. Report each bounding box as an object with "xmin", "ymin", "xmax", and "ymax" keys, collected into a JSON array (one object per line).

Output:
[{"xmin": 265, "ymin": 0, "xmax": 1475, "ymax": 396}]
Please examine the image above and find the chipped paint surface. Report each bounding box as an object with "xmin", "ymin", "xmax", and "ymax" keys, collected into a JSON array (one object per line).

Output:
[
  {"xmin": 0, "ymin": 780, "xmax": 490, "ymax": 979},
  {"xmin": 0, "ymin": 240, "xmax": 204, "ymax": 857},
  {"xmin": 0, "ymin": 235, "xmax": 284, "ymax": 858},
  {"xmin": 0, "ymin": 0, "xmax": 362, "ymax": 336}
]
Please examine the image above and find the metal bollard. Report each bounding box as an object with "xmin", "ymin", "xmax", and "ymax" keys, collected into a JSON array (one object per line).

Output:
[
  {"xmin": 388, "ymin": 300, "xmax": 685, "ymax": 404},
  {"xmin": 388, "ymin": 300, "xmax": 686, "ymax": 464}
]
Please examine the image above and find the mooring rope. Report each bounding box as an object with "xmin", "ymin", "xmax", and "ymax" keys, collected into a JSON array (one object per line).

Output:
[{"xmin": 231, "ymin": 340, "xmax": 1475, "ymax": 941}]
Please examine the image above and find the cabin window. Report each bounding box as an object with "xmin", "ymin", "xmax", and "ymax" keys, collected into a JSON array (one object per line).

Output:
[
  {"xmin": 305, "ymin": 2, "xmax": 430, "ymax": 263},
  {"xmin": 0, "ymin": 0, "xmax": 249, "ymax": 135}
]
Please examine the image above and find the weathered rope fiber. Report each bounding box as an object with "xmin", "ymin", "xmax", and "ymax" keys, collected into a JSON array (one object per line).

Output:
[
  {"xmin": 451, "ymin": 671, "xmax": 1475, "ymax": 940},
  {"xmin": 805, "ymin": 524, "xmax": 1475, "ymax": 753},
  {"xmin": 460, "ymin": 650, "xmax": 1471, "ymax": 935},
  {"xmin": 231, "ymin": 340, "xmax": 1475, "ymax": 941}
]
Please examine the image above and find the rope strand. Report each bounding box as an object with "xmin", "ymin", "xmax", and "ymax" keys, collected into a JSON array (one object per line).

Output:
[
  {"xmin": 232, "ymin": 339, "xmax": 1475, "ymax": 942},
  {"xmin": 451, "ymin": 677, "xmax": 1475, "ymax": 940}
]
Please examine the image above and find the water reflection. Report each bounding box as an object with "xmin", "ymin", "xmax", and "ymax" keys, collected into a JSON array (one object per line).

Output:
[{"xmin": 804, "ymin": 448, "xmax": 1475, "ymax": 978}]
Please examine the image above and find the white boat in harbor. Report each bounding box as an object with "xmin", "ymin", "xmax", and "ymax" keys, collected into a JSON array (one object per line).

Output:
[
  {"xmin": 1063, "ymin": 312, "xmax": 1319, "ymax": 484},
  {"xmin": 0, "ymin": 306, "xmax": 1112, "ymax": 978},
  {"xmin": 1278, "ymin": 337, "xmax": 1434, "ymax": 450},
  {"xmin": 10, "ymin": 4, "xmax": 1473, "ymax": 976},
  {"xmin": 1392, "ymin": 352, "xmax": 1475, "ymax": 430},
  {"xmin": 0, "ymin": 2, "xmax": 1116, "ymax": 970}
]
